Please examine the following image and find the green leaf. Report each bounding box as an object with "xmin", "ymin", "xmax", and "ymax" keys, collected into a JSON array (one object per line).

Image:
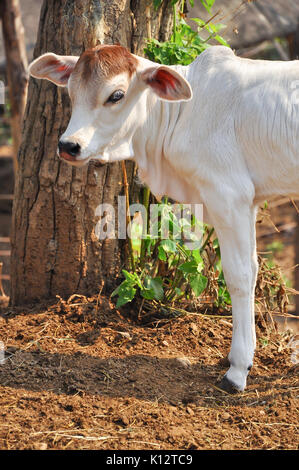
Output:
[
  {"xmin": 158, "ymin": 245, "xmax": 167, "ymax": 261},
  {"xmin": 141, "ymin": 288, "xmax": 156, "ymax": 300},
  {"xmin": 190, "ymin": 17, "xmax": 206, "ymax": 28},
  {"xmin": 214, "ymin": 35, "xmax": 230, "ymax": 47},
  {"xmin": 122, "ymin": 269, "xmax": 137, "ymax": 283},
  {"xmin": 160, "ymin": 239, "xmax": 177, "ymax": 253},
  {"xmin": 179, "ymin": 260, "xmax": 198, "ymax": 274},
  {"xmin": 189, "ymin": 273, "xmax": 208, "ymax": 296},
  {"xmin": 191, "ymin": 249, "xmax": 202, "ymax": 264},
  {"xmin": 179, "ymin": 256, "xmax": 204, "ymax": 274},
  {"xmin": 141, "ymin": 277, "xmax": 164, "ymax": 301},
  {"xmin": 200, "ymin": 0, "xmax": 215, "ymax": 12},
  {"xmin": 112, "ymin": 280, "xmax": 137, "ymax": 307},
  {"xmin": 122, "ymin": 270, "xmax": 144, "ymax": 289},
  {"xmin": 147, "ymin": 277, "xmax": 164, "ymax": 300}
]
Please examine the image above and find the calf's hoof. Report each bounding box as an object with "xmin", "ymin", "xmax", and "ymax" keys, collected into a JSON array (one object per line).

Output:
[
  {"xmin": 217, "ymin": 362, "xmax": 251, "ymax": 393},
  {"xmin": 218, "ymin": 375, "xmax": 244, "ymax": 394}
]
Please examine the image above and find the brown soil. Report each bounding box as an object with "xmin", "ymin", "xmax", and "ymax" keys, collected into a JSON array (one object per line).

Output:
[{"xmin": 0, "ymin": 295, "xmax": 298, "ymax": 450}]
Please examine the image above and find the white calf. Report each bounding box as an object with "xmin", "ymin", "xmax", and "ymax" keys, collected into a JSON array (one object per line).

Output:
[{"xmin": 29, "ymin": 44, "xmax": 299, "ymax": 392}]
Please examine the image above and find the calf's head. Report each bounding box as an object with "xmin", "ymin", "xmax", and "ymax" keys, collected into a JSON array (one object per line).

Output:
[{"xmin": 29, "ymin": 45, "xmax": 192, "ymax": 167}]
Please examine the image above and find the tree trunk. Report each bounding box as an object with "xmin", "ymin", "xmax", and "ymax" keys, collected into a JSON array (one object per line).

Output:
[
  {"xmin": 0, "ymin": 0, "xmax": 28, "ymax": 174},
  {"xmin": 287, "ymin": 25, "xmax": 299, "ymax": 60},
  {"xmin": 10, "ymin": 0, "xmax": 173, "ymax": 305}
]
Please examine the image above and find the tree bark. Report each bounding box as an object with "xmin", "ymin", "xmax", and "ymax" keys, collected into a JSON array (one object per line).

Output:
[
  {"xmin": 0, "ymin": 0, "xmax": 28, "ymax": 174},
  {"xmin": 287, "ymin": 25, "xmax": 299, "ymax": 60},
  {"xmin": 10, "ymin": 0, "xmax": 173, "ymax": 305}
]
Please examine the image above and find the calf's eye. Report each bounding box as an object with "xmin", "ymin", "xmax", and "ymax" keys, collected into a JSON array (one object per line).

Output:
[{"xmin": 107, "ymin": 90, "xmax": 125, "ymax": 104}]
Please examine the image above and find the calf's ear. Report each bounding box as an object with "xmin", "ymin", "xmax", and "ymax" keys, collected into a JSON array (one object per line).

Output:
[
  {"xmin": 139, "ymin": 65, "xmax": 192, "ymax": 102},
  {"xmin": 29, "ymin": 53, "xmax": 79, "ymax": 86}
]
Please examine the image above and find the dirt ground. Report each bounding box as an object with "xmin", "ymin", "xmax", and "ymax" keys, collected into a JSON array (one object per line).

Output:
[
  {"xmin": 0, "ymin": 150, "xmax": 298, "ymax": 451},
  {"xmin": 0, "ymin": 295, "xmax": 298, "ymax": 450}
]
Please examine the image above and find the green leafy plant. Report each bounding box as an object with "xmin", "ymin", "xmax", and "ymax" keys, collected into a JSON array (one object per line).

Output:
[
  {"xmin": 145, "ymin": 0, "xmax": 229, "ymax": 66},
  {"xmin": 112, "ymin": 199, "xmax": 231, "ymax": 311}
]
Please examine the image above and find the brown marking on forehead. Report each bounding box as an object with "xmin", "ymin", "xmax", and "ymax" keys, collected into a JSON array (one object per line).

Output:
[{"xmin": 73, "ymin": 44, "xmax": 138, "ymax": 83}]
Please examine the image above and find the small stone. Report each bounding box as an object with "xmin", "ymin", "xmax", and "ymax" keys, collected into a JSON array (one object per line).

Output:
[
  {"xmin": 186, "ymin": 406, "xmax": 194, "ymax": 416},
  {"xmin": 162, "ymin": 340, "xmax": 169, "ymax": 346},
  {"xmin": 222, "ymin": 412, "xmax": 230, "ymax": 420},
  {"xmin": 34, "ymin": 442, "xmax": 48, "ymax": 450},
  {"xmin": 116, "ymin": 331, "xmax": 131, "ymax": 340},
  {"xmin": 175, "ymin": 357, "xmax": 191, "ymax": 368}
]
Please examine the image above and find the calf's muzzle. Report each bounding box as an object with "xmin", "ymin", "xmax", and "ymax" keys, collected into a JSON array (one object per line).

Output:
[{"xmin": 58, "ymin": 140, "xmax": 81, "ymax": 162}]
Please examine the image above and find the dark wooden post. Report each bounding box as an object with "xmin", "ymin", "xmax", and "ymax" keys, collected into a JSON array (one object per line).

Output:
[
  {"xmin": 0, "ymin": 0, "xmax": 28, "ymax": 174},
  {"xmin": 287, "ymin": 21, "xmax": 299, "ymax": 60}
]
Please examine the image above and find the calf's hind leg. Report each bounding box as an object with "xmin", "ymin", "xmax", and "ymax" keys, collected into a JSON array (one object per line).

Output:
[{"xmin": 208, "ymin": 201, "xmax": 258, "ymax": 392}]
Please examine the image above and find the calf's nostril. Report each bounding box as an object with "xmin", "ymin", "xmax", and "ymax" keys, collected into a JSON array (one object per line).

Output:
[
  {"xmin": 68, "ymin": 142, "xmax": 81, "ymax": 156},
  {"xmin": 58, "ymin": 140, "xmax": 81, "ymax": 157}
]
